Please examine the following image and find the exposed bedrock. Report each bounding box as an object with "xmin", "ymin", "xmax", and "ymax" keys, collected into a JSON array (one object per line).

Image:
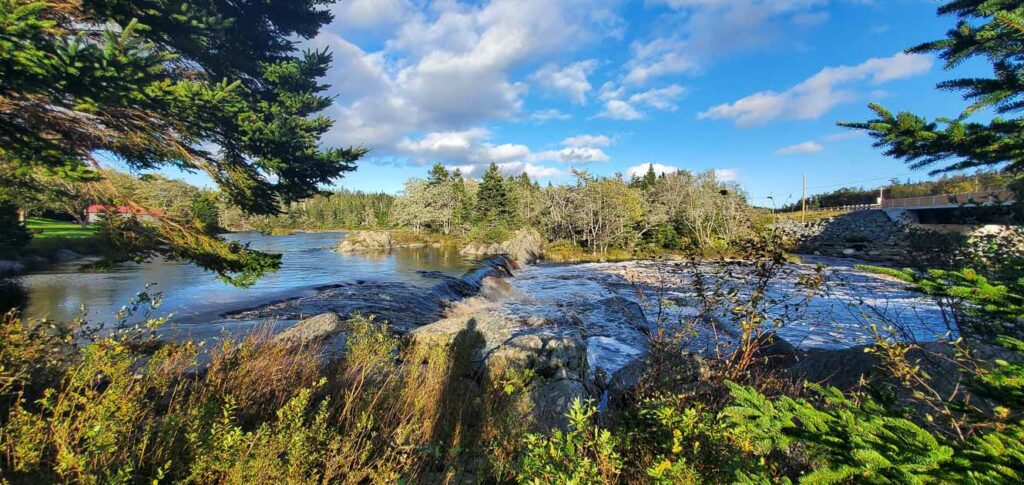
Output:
[
  {"xmin": 336, "ymin": 230, "xmax": 443, "ymax": 253},
  {"xmin": 460, "ymin": 228, "xmax": 545, "ymax": 266},
  {"xmin": 226, "ymin": 256, "xmax": 514, "ymax": 333},
  {"xmin": 409, "ymin": 313, "xmax": 592, "ymax": 429}
]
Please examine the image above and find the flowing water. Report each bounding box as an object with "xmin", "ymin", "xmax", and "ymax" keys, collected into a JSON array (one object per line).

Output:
[{"xmin": 16, "ymin": 232, "xmax": 949, "ymax": 374}]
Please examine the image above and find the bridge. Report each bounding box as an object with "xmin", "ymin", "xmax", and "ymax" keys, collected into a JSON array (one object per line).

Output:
[
  {"xmin": 880, "ymin": 190, "xmax": 1015, "ymax": 224},
  {"xmin": 791, "ymin": 190, "xmax": 1015, "ymax": 224}
]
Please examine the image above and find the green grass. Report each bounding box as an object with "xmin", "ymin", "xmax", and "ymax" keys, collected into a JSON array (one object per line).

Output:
[
  {"xmin": 26, "ymin": 217, "xmax": 97, "ymax": 239},
  {"xmin": 22, "ymin": 217, "xmax": 105, "ymax": 258}
]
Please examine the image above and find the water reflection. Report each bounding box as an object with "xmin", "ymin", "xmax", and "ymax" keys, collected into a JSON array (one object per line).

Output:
[{"xmin": 21, "ymin": 231, "xmax": 478, "ymax": 325}]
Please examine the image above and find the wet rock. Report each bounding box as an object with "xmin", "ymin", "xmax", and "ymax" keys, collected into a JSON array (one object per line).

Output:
[
  {"xmin": 337, "ymin": 231, "xmax": 394, "ymax": 252},
  {"xmin": 273, "ymin": 312, "xmax": 344, "ymax": 343},
  {"xmin": 598, "ymin": 296, "xmax": 648, "ymax": 332},
  {"xmin": 0, "ymin": 260, "xmax": 25, "ymax": 276},
  {"xmin": 51, "ymin": 249, "xmax": 82, "ymax": 263},
  {"xmin": 490, "ymin": 327, "xmax": 588, "ymax": 381}
]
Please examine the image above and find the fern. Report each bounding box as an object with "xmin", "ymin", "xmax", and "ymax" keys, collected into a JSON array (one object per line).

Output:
[{"xmin": 723, "ymin": 381, "xmax": 954, "ymax": 483}]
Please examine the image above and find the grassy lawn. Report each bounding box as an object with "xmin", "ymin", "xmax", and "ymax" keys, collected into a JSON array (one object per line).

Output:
[{"xmin": 26, "ymin": 217, "xmax": 97, "ymax": 239}]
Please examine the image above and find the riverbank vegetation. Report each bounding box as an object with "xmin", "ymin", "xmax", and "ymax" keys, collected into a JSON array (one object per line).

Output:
[
  {"xmin": 2, "ymin": 234, "xmax": 1021, "ymax": 482},
  {"xmin": 2, "ymin": 0, "xmax": 1024, "ymax": 481}
]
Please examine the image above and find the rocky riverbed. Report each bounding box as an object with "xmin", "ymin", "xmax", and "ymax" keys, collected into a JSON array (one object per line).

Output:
[
  {"xmin": 236, "ymin": 254, "xmax": 948, "ymax": 381},
  {"xmin": 215, "ymin": 253, "xmax": 952, "ymax": 428}
]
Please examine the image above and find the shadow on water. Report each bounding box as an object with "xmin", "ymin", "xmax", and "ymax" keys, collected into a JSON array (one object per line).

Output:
[{"xmin": 0, "ymin": 279, "xmax": 27, "ymax": 315}]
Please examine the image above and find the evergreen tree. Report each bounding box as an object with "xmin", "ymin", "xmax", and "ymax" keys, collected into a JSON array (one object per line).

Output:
[
  {"xmin": 451, "ymin": 168, "xmax": 473, "ymax": 231},
  {"xmin": 475, "ymin": 162, "xmax": 513, "ymax": 224},
  {"xmin": 840, "ymin": 1, "xmax": 1024, "ymax": 194},
  {"xmin": 0, "ymin": 0, "xmax": 364, "ymax": 285},
  {"xmin": 427, "ymin": 163, "xmax": 450, "ymax": 185},
  {"xmin": 641, "ymin": 164, "xmax": 658, "ymax": 190}
]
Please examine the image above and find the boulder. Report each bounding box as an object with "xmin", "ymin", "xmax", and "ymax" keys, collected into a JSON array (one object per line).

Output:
[
  {"xmin": 338, "ymin": 231, "xmax": 394, "ymax": 253},
  {"xmin": 607, "ymin": 357, "xmax": 647, "ymax": 398},
  {"xmin": 408, "ymin": 314, "xmax": 514, "ymax": 361},
  {"xmin": 531, "ymin": 379, "xmax": 588, "ymax": 429},
  {"xmin": 0, "ymin": 260, "xmax": 25, "ymax": 276},
  {"xmin": 273, "ymin": 312, "xmax": 344, "ymax": 343},
  {"xmin": 459, "ymin": 228, "xmax": 546, "ymax": 265},
  {"xmin": 501, "ymin": 228, "xmax": 545, "ymax": 265}
]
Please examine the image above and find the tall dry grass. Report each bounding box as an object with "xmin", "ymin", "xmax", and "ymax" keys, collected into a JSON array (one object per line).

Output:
[{"xmin": 0, "ymin": 312, "xmax": 536, "ymax": 483}]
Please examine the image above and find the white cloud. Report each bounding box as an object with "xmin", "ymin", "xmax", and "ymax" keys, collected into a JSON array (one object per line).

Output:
[
  {"xmin": 624, "ymin": 38, "xmax": 697, "ymax": 85},
  {"xmin": 624, "ymin": 0, "xmax": 832, "ymax": 86},
  {"xmin": 530, "ymin": 109, "xmax": 572, "ymax": 122},
  {"xmin": 451, "ymin": 161, "xmax": 563, "ymax": 179},
  {"xmin": 596, "ymin": 84, "xmax": 685, "ymax": 120},
  {"xmin": 714, "ymin": 168, "xmax": 739, "ymax": 181},
  {"xmin": 530, "ymin": 147, "xmax": 611, "ymax": 164},
  {"xmin": 329, "ymin": 0, "xmax": 415, "ymax": 33},
  {"xmin": 699, "ymin": 52, "xmax": 933, "ymax": 126},
  {"xmin": 398, "ymin": 126, "xmax": 608, "ymax": 180},
  {"xmin": 318, "ymin": 0, "xmax": 622, "ymax": 159},
  {"xmin": 498, "ymin": 161, "xmax": 565, "ymax": 178},
  {"xmin": 530, "ymin": 60, "xmax": 598, "ymax": 104},
  {"xmin": 396, "ymin": 128, "xmax": 530, "ymax": 164},
  {"xmin": 629, "ymin": 84, "xmax": 687, "ymax": 110},
  {"xmin": 562, "ymin": 134, "xmax": 611, "ymax": 147},
  {"xmin": 775, "ymin": 141, "xmax": 824, "ymax": 155},
  {"xmin": 626, "ymin": 162, "xmax": 680, "ymax": 178},
  {"xmin": 599, "ymin": 100, "xmax": 645, "ymax": 120}
]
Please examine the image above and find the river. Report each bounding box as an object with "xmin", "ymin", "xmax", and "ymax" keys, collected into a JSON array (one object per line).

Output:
[
  {"xmin": 16, "ymin": 232, "xmax": 950, "ymax": 360},
  {"xmin": 18, "ymin": 231, "xmax": 480, "ymax": 339}
]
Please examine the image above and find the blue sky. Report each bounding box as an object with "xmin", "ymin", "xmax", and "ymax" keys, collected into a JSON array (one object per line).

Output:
[{"xmin": 147, "ymin": 0, "xmax": 991, "ymax": 206}]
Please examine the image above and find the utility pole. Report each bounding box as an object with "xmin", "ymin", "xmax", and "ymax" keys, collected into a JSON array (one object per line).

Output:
[{"xmin": 801, "ymin": 173, "xmax": 807, "ymax": 223}]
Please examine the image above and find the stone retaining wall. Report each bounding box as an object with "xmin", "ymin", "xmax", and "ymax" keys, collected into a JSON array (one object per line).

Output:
[{"xmin": 775, "ymin": 210, "xmax": 911, "ymax": 262}]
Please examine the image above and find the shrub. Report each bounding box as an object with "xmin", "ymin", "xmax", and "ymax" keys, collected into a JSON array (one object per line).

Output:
[
  {"xmin": 516, "ymin": 398, "xmax": 622, "ymax": 483},
  {"xmin": 467, "ymin": 222, "xmax": 511, "ymax": 244}
]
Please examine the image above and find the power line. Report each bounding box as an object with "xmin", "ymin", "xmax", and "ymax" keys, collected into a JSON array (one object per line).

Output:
[
  {"xmin": 805, "ymin": 171, "xmax": 918, "ymax": 191},
  {"xmin": 750, "ymin": 170, "xmax": 921, "ymax": 202}
]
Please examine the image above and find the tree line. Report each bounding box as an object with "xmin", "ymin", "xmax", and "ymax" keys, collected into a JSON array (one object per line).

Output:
[
  {"xmin": 389, "ymin": 162, "xmax": 764, "ymax": 254},
  {"xmin": 775, "ymin": 170, "xmax": 1013, "ymax": 212}
]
